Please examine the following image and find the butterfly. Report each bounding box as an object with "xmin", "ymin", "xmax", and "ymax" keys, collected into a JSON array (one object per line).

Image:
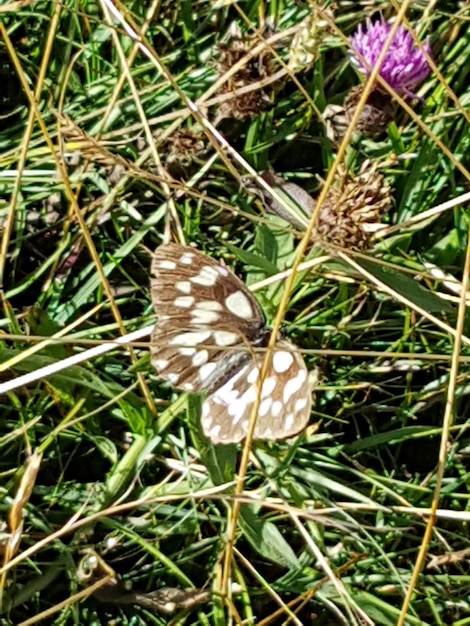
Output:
[{"xmin": 150, "ymin": 243, "xmax": 312, "ymax": 444}]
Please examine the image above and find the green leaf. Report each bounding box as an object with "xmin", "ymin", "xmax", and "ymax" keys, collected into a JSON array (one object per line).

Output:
[
  {"xmin": 25, "ymin": 307, "xmax": 69, "ymax": 360},
  {"xmin": 240, "ymin": 507, "xmax": 300, "ymax": 570},
  {"xmin": 358, "ymin": 259, "xmax": 454, "ymax": 314},
  {"xmin": 224, "ymin": 243, "xmax": 279, "ymax": 275},
  {"xmin": 345, "ymin": 426, "xmax": 442, "ymax": 453},
  {"xmin": 339, "ymin": 590, "xmax": 426, "ymax": 626}
]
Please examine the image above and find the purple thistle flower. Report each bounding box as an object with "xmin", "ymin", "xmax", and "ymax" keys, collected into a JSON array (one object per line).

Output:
[{"xmin": 350, "ymin": 17, "xmax": 431, "ymax": 98}]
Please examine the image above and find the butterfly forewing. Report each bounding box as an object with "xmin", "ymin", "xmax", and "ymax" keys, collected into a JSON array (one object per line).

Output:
[
  {"xmin": 150, "ymin": 243, "xmax": 312, "ymax": 443},
  {"xmin": 151, "ymin": 244, "xmax": 265, "ymax": 393}
]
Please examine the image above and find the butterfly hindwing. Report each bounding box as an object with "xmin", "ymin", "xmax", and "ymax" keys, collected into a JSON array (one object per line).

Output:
[{"xmin": 201, "ymin": 340, "xmax": 311, "ymax": 443}]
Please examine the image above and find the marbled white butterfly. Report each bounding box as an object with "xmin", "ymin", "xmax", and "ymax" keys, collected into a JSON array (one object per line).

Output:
[{"xmin": 150, "ymin": 244, "xmax": 312, "ymax": 444}]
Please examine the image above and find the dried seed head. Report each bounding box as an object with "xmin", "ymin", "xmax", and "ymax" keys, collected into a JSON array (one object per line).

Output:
[
  {"xmin": 344, "ymin": 86, "xmax": 396, "ymax": 139},
  {"xmin": 216, "ymin": 24, "xmax": 275, "ymax": 120},
  {"xmin": 313, "ymin": 160, "xmax": 393, "ymax": 250},
  {"xmin": 325, "ymin": 87, "xmax": 396, "ymax": 145},
  {"xmin": 163, "ymin": 128, "xmax": 207, "ymax": 179}
]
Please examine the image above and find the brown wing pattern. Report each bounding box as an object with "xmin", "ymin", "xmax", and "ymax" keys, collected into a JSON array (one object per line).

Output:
[{"xmin": 151, "ymin": 244, "xmax": 265, "ymax": 393}]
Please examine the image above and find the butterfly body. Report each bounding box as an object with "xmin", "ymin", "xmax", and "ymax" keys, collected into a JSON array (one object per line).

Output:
[{"xmin": 151, "ymin": 243, "xmax": 312, "ymax": 444}]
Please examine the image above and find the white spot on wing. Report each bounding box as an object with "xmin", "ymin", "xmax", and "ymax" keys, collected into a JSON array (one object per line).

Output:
[
  {"xmin": 176, "ymin": 281, "xmax": 191, "ymax": 294},
  {"xmin": 195, "ymin": 300, "xmax": 224, "ymax": 312},
  {"xmin": 294, "ymin": 397, "xmax": 308, "ymax": 412},
  {"xmin": 261, "ymin": 376, "xmax": 276, "ymax": 398},
  {"xmin": 180, "ymin": 253, "xmax": 195, "ymax": 265},
  {"xmin": 199, "ymin": 362, "xmax": 217, "ymax": 382},
  {"xmin": 225, "ymin": 290, "xmax": 254, "ymax": 320},
  {"xmin": 227, "ymin": 385, "xmax": 257, "ymax": 424},
  {"xmin": 157, "ymin": 260, "xmax": 176, "ymax": 270},
  {"xmin": 213, "ymin": 330, "xmax": 239, "ymax": 346},
  {"xmin": 247, "ymin": 367, "xmax": 259, "ymax": 384},
  {"xmin": 283, "ymin": 368, "xmax": 307, "ymax": 403},
  {"xmin": 285, "ymin": 413, "xmax": 295, "ymax": 431},
  {"xmin": 179, "ymin": 347, "xmax": 197, "ymax": 356},
  {"xmin": 228, "ymin": 402, "xmax": 248, "ymax": 424},
  {"xmin": 273, "ymin": 350, "xmax": 294, "ymax": 373},
  {"xmin": 182, "ymin": 382, "xmax": 194, "ymax": 391},
  {"xmin": 209, "ymin": 424, "xmax": 221, "ymax": 439},
  {"xmin": 272, "ymin": 400, "xmax": 283, "ymax": 416},
  {"xmin": 174, "ymin": 295, "xmax": 195, "ymax": 308},
  {"xmin": 259, "ymin": 398, "xmax": 272, "ymax": 416},
  {"xmin": 209, "ymin": 367, "xmax": 254, "ymax": 425},
  {"xmin": 154, "ymin": 359, "xmax": 169, "ymax": 371},
  {"xmin": 191, "ymin": 310, "xmax": 220, "ymax": 324},
  {"xmin": 167, "ymin": 373, "xmax": 180, "ymax": 385},
  {"xmin": 169, "ymin": 330, "xmax": 211, "ymax": 346},
  {"xmin": 218, "ymin": 381, "xmax": 241, "ymax": 406},
  {"xmin": 192, "ymin": 350, "xmax": 209, "ymax": 366},
  {"xmin": 190, "ymin": 266, "xmax": 220, "ymax": 286}
]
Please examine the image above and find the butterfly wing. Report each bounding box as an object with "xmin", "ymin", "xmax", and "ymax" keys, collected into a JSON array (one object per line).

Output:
[
  {"xmin": 201, "ymin": 340, "xmax": 312, "ymax": 444},
  {"xmin": 151, "ymin": 244, "xmax": 265, "ymax": 393}
]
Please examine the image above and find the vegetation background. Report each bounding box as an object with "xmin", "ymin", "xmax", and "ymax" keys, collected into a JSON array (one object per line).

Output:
[{"xmin": 1, "ymin": 0, "xmax": 469, "ymax": 624}]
